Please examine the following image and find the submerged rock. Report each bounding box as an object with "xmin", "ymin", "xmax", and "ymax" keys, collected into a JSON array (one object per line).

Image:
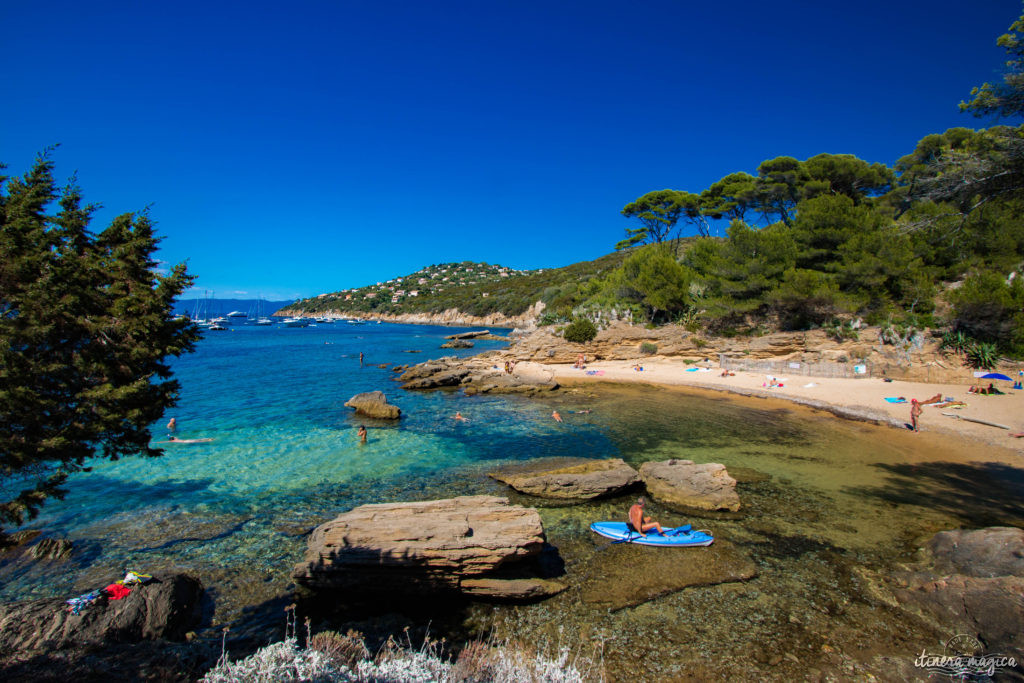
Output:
[
  {"xmin": 343, "ymin": 390, "xmax": 401, "ymax": 419},
  {"xmin": 292, "ymin": 496, "xmax": 563, "ymax": 601},
  {"xmin": 0, "ymin": 573, "xmax": 204, "ymax": 651},
  {"xmin": 639, "ymin": 459, "xmax": 741, "ymax": 512},
  {"xmin": 28, "ymin": 537, "xmax": 73, "ymax": 561},
  {"xmin": 578, "ymin": 540, "xmax": 757, "ymax": 610},
  {"xmin": 489, "ymin": 458, "xmax": 640, "ymax": 500},
  {"xmin": 891, "ymin": 527, "xmax": 1024, "ymax": 656}
]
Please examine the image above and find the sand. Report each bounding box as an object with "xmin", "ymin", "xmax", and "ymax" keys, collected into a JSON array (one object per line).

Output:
[{"xmin": 545, "ymin": 357, "xmax": 1024, "ymax": 454}]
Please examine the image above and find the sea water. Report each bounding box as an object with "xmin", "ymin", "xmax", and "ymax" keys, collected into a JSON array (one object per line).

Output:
[
  {"xmin": 0, "ymin": 322, "xmax": 616, "ymax": 609},
  {"xmin": 4, "ymin": 323, "xmax": 1024, "ymax": 679}
]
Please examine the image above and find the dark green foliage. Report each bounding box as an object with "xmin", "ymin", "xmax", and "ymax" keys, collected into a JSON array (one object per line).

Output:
[
  {"xmin": 563, "ymin": 318, "xmax": 597, "ymax": 344},
  {"xmin": 0, "ymin": 154, "xmax": 198, "ymax": 532},
  {"xmin": 966, "ymin": 341, "xmax": 999, "ymax": 369},
  {"xmin": 947, "ymin": 271, "xmax": 1024, "ymax": 354},
  {"xmin": 961, "ymin": 8, "xmax": 1024, "ymax": 118},
  {"xmin": 618, "ymin": 189, "xmax": 689, "ymax": 249},
  {"xmin": 639, "ymin": 342, "xmax": 658, "ymax": 355},
  {"xmin": 617, "ymin": 244, "xmax": 694, "ymax": 323},
  {"xmin": 940, "ymin": 329, "xmax": 972, "ymax": 354}
]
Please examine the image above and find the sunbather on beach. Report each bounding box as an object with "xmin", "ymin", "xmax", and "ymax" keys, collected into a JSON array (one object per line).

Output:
[{"xmin": 918, "ymin": 393, "xmax": 944, "ymax": 405}]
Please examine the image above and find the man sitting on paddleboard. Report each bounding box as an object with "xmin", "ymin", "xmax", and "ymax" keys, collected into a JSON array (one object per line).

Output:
[{"xmin": 628, "ymin": 496, "xmax": 664, "ymax": 537}]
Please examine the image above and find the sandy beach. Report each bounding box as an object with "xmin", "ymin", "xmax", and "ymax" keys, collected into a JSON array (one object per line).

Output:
[{"xmin": 542, "ymin": 356, "xmax": 1024, "ymax": 454}]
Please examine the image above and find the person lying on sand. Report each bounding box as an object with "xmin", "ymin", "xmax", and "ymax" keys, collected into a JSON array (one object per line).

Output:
[
  {"xmin": 918, "ymin": 393, "xmax": 944, "ymax": 405},
  {"xmin": 720, "ymin": 370, "xmax": 735, "ymax": 377},
  {"xmin": 1010, "ymin": 432, "xmax": 1024, "ymax": 438}
]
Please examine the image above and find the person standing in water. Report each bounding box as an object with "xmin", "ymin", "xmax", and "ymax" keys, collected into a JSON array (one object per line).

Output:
[
  {"xmin": 357, "ymin": 425, "xmax": 367, "ymax": 443},
  {"xmin": 166, "ymin": 417, "xmax": 177, "ymax": 432},
  {"xmin": 910, "ymin": 398, "xmax": 922, "ymax": 432},
  {"xmin": 552, "ymin": 410, "xmax": 562, "ymax": 423},
  {"xmin": 359, "ymin": 352, "xmax": 364, "ymax": 366}
]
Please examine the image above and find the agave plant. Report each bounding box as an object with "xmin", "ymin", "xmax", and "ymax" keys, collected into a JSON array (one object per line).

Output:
[
  {"xmin": 966, "ymin": 341, "xmax": 999, "ymax": 369},
  {"xmin": 940, "ymin": 330, "xmax": 972, "ymax": 354}
]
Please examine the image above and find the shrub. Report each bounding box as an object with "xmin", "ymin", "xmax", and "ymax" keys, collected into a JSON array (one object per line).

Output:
[
  {"xmin": 639, "ymin": 342, "xmax": 657, "ymax": 355},
  {"xmin": 309, "ymin": 630, "xmax": 369, "ymax": 669},
  {"xmin": 563, "ymin": 318, "xmax": 597, "ymax": 343},
  {"xmin": 966, "ymin": 341, "xmax": 999, "ymax": 369}
]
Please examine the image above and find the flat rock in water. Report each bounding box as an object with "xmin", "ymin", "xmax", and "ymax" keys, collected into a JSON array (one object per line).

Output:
[
  {"xmin": 343, "ymin": 390, "xmax": 401, "ymax": 419},
  {"xmin": 292, "ymin": 496, "xmax": 552, "ymax": 600},
  {"xmin": 639, "ymin": 459, "xmax": 741, "ymax": 512},
  {"xmin": 925, "ymin": 526, "xmax": 1024, "ymax": 578},
  {"xmin": 578, "ymin": 540, "xmax": 757, "ymax": 610},
  {"xmin": 489, "ymin": 458, "xmax": 640, "ymax": 500},
  {"xmin": 0, "ymin": 573, "xmax": 203, "ymax": 652},
  {"xmin": 440, "ymin": 339, "xmax": 474, "ymax": 349},
  {"xmin": 28, "ymin": 537, "xmax": 73, "ymax": 561}
]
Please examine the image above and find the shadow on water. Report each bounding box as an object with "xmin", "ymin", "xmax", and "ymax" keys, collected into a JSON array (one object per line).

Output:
[
  {"xmin": 845, "ymin": 461, "xmax": 1024, "ymax": 528},
  {"xmin": 132, "ymin": 517, "xmax": 255, "ymax": 552}
]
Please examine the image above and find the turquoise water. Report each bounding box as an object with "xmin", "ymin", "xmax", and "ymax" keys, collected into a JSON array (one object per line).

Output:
[{"xmin": 0, "ymin": 322, "xmax": 615, "ymax": 610}]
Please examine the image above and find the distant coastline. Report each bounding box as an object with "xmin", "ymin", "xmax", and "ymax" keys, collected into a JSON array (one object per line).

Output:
[{"xmin": 274, "ymin": 303, "xmax": 542, "ymax": 329}]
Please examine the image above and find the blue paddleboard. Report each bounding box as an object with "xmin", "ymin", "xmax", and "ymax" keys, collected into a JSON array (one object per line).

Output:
[{"xmin": 590, "ymin": 521, "xmax": 714, "ymax": 547}]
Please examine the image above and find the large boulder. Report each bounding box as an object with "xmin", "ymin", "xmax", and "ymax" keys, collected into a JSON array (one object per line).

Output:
[
  {"xmin": 344, "ymin": 391, "xmax": 401, "ymax": 419},
  {"xmin": 489, "ymin": 458, "xmax": 640, "ymax": 500},
  {"xmin": 292, "ymin": 496, "xmax": 564, "ymax": 600},
  {"xmin": 639, "ymin": 459, "xmax": 741, "ymax": 512},
  {"xmin": 892, "ymin": 527, "xmax": 1024, "ymax": 657},
  {"xmin": 0, "ymin": 573, "xmax": 203, "ymax": 652}
]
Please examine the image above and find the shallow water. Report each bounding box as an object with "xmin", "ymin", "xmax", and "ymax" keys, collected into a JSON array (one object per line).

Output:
[{"xmin": 3, "ymin": 327, "xmax": 1023, "ymax": 679}]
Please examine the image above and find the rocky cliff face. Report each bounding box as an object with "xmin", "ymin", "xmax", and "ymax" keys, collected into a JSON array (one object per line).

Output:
[{"xmin": 277, "ymin": 301, "xmax": 546, "ymax": 329}]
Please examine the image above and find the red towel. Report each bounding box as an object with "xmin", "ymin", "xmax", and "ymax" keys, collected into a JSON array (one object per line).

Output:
[{"xmin": 104, "ymin": 583, "xmax": 131, "ymax": 600}]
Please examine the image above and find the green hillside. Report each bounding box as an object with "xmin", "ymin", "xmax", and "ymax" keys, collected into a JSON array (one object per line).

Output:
[{"xmin": 288, "ymin": 251, "xmax": 631, "ymax": 319}]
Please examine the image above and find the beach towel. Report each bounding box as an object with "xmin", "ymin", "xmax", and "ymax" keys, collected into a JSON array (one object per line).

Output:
[
  {"xmin": 585, "ymin": 370, "xmax": 605, "ymax": 376},
  {"xmin": 884, "ymin": 397, "xmax": 907, "ymax": 403},
  {"xmin": 104, "ymin": 583, "xmax": 132, "ymax": 600},
  {"xmin": 803, "ymin": 383, "xmax": 816, "ymax": 388},
  {"xmin": 685, "ymin": 367, "xmax": 699, "ymax": 372}
]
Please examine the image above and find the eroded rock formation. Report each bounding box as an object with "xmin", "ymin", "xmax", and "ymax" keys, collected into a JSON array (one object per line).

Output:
[
  {"xmin": 490, "ymin": 458, "xmax": 640, "ymax": 500},
  {"xmin": 344, "ymin": 391, "xmax": 401, "ymax": 419},
  {"xmin": 639, "ymin": 459, "xmax": 741, "ymax": 512},
  {"xmin": 292, "ymin": 496, "xmax": 564, "ymax": 600},
  {"xmin": 0, "ymin": 573, "xmax": 203, "ymax": 651}
]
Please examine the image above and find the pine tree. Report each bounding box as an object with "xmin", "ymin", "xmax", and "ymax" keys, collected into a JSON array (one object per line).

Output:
[{"xmin": 0, "ymin": 153, "xmax": 200, "ymax": 535}]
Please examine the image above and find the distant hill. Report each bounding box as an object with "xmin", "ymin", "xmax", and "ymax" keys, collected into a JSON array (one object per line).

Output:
[
  {"xmin": 172, "ymin": 298, "xmax": 296, "ymax": 318},
  {"xmin": 287, "ymin": 253, "xmax": 629, "ymax": 319}
]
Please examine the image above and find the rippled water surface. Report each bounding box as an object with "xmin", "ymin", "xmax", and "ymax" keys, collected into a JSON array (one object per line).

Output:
[{"xmin": 4, "ymin": 324, "xmax": 1023, "ymax": 680}]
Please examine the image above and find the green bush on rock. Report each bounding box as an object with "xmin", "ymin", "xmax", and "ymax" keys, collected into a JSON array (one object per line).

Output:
[{"xmin": 563, "ymin": 318, "xmax": 598, "ymax": 343}]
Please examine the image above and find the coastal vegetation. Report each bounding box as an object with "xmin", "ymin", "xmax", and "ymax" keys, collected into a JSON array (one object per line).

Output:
[
  {"xmin": 0, "ymin": 152, "xmax": 198, "ymax": 536},
  {"xmin": 290, "ymin": 8, "xmax": 1024, "ymax": 359}
]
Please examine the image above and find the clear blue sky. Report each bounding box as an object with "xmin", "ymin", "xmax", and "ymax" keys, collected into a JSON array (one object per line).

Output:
[{"xmin": 2, "ymin": 1, "xmax": 1019, "ymax": 300}]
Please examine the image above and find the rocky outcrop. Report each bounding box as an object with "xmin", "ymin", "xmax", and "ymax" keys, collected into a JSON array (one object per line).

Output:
[
  {"xmin": 446, "ymin": 330, "xmax": 491, "ymax": 340},
  {"xmin": 440, "ymin": 339, "xmax": 474, "ymax": 349},
  {"xmin": 400, "ymin": 357, "xmax": 558, "ymax": 395},
  {"xmin": 490, "ymin": 458, "xmax": 640, "ymax": 500},
  {"xmin": 578, "ymin": 540, "xmax": 757, "ymax": 610},
  {"xmin": 0, "ymin": 573, "xmax": 204, "ymax": 651},
  {"xmin": 292, "ymin": 496, "xmax": 564, "ymax": 600},
  {"xmin": 639, "ymin": 459, "xmax": 741, "ymax": 512},
  {"xmin": 344, "ymin": 391, "xmax": 401, "ymax": 419},
  {"xmin": 890, "ymin": 527, "xmax": 1024, "ymax": 657}
]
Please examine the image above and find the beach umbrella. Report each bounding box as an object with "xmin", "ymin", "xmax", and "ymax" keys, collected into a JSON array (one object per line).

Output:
[{"xmin": 980, "ymin": 372, "xmax": 1013, "ymax": 381}]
